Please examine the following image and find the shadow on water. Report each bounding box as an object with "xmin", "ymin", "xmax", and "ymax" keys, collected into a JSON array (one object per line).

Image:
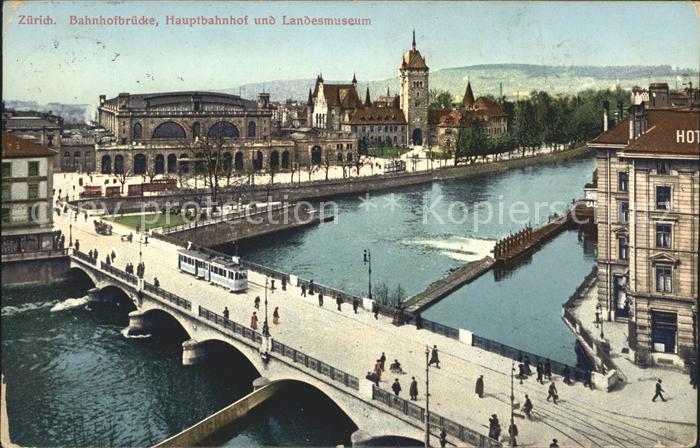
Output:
[{"xmin": 201, "ymin": 381, "xmax": 357, "ymax": 447}]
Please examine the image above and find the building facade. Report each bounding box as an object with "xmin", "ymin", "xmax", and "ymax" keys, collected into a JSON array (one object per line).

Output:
[
  {"xmin": 589, "ymin": 88, "xmax": 699, "ymax": 367},
  {"xmin": 2, "ymin": 133, "xmax": 58, "ymax": 257},
  {"xmin": 95, "ymin": 90, "xmax": 356, "ymax": 175}
]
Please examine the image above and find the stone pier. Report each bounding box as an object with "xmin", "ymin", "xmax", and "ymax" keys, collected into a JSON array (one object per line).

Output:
[
  {"xmin": 126, "ymin": 310, "xmax": 150, "ymax": 337},
  {"xmin": 182, "ymin": 339, "xmax": 206, "ymax": 366}
]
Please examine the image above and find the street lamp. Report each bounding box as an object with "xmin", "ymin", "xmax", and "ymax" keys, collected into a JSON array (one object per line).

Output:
[
  {"xmin": 68, "ymin": 207, "xmax": 73, "ymax": 248},
  {"xmin": 424, "ymin": 345, "xmax": 431, "ymax": 448},
  {"xmin": 509, "ymin": 361, "xmax": 518, "ymax": 447},
  {"xmin": 596, "ymin": 303, "xmax": 605, "ymax": 339},
  {"xmin": 363, "ymin": 249, "xmax": 372, "ymax": 299},
  {"xmin": 262, "ymin": 277, "xmax": 270, "ymax": 337}
]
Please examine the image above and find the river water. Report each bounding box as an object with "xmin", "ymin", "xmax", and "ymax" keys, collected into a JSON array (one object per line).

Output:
[{"xmin": 2, "ymin": 156, "xmax": 595, "ymax": 446}]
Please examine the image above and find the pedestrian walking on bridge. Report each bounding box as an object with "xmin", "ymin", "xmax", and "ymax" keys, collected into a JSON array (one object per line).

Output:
[
  {"xmin": 379, "ymin": 352, "xmax": 386, "ymax": 371},
  {"xmin": 524, "ymin": 356, "xmax": 532, "ymax": 375},
  {"xmin": 549, "ymin": 439, "xmax": 559, "ymax": 448},
  {"xmin": 544, "ymin": 359, "xmax": 552, "ymax": 380},
  {"xmin": 301, "ymin": 283, "xmax": 307, "ymax": 297},
  {"xmin": 105, "ymin": 255, "xmax": 111, "ymax": 266},
  {"xmin": 223, "ymin": 307, "xmax": 229, "ymax": 320},
  {"xmin": 336, "ymin": 295, "xmax": 343, "ymax": 311},
  {"xmin": 111, "ymin": 251, "xmax": 116, "ymax": 262},
  {"xmin": 439, "ymin": 427, "xmax": 447, "ymax": 447},
  {"xmin": 546, "ymin": 381, "xmax": 558, "ymax": 404},
  {"xmin": 254, "ymin": 296, "xmax": 260, "ymax": 310},
  {"xmin": 391, "ymin": 378, "xmax": 402, "ymax": 396},
  {"xmin": 522, "ymin": 394, "xmax": 533, "ymax": 419},
  {"xmin": 154, "ymin": 277, "xmax": 160, "ymax": 288},
  {"xmin": 250, "ymin": 311, "xmax": 258, "ymax": 330},
  {"xmin": 373, "ymin": 360, "xmax": 382, "ymax": 382},
  {"xmin": 536, "ymin": 362, "xmax": 544, "ymax": 384},
  {"xmin": 309, "ymin": 279, "xmax": 315, "ymax": 295},
  {"xmin": 428, "ymin": 345, "xmax": 440, "ymax": 368},
  {"xmin": 74, "ymin": 240, "xmax": 80, "ymax": 252},
  {"xmin": 273, "ymin": 307, "xmax": 280, "ymax": 325},
  {"xmin": 488, "ymin": 415, "xmax": 501, "ymax": 440},
  {"xmin": 475, "ymin": 375, "xmax": 484, "ymax": 398},
  {"xmin": 353, "ymin": 298, "xmax": 359, "ymax": 314},
  {"xmin": 652, "ymin": 379, "xmax": 666, "ymax": 402},
  {"xmin": 409, "ymin": 376, "xmax": 418, "ymax": 401},
  {"xmin": 563, "ymin": 366, "xmax": 572, "ymax": 385},
  {"xmin": 318, "ymin": 292, "xmax": 324, "ymax": 307}
]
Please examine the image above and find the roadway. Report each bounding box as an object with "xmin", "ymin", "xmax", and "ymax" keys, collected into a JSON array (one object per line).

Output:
[{"xmin": 56, "ymin": 210, "xmax": 697, "ymax": 447}]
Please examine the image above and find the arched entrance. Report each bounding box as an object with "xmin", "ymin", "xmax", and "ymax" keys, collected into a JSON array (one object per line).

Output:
[
  {"xmin": 347, "ymin": 152, "xmax": 353, "ymax": 162},
  {"xmin": 253, "ymin": 151, "xmax": 263, "ymax": 171},
  {"xmin": 411, "ymin": 128, "xmax": 423, "ymax": 145},
  {"xmin": 311, "ymin": 146, "xmax": 322, "ymax": 165},
  {"xmin": 154, "ymin": 154, "xmax": 165, "ymax": 174},
  {"xmin": 114, "ymin": 155, "xmax": 125, "ymax": 175},
  {"xmin": 269, "ymin": 151, "xmax": 279, "ymax": 171},
  {"xmin": 247, "ymin": 121, "xmax": 256, "ymax": 138},
  {"xmin": 281, "ymin": 151, "xmax": 290, "ymax": 169},
  {"xmin": 134, "ymin": 154, "xmax": 147, "ymax": 175},
  {"xmin": 336, "ymin": 153, "xmax": 343, "ymax": 163},
  {"xmin": 167, "ymin": 154, "xmax": 178, "ymax": 173},
  {"xmin": 101, "ymin": 155, "xmax": 112, "ymax": 174},
  {"xmin": 234, "ymin": 152, "xmax": 244, "ymax": 172}
]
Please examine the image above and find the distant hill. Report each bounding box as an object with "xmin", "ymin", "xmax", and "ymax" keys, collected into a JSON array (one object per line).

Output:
[
  {"xmin": 220, "ymin": 64, "xmax": 698, "ymax": 102},
  {"xmin": 6, "ymin": 65, "xmax": 696, "ymax": 124}
]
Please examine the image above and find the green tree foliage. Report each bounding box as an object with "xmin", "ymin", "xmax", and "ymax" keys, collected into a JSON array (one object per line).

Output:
[
  {"xmin": 456, "ymin": 122, "xmax": 489, "ymax": 165},
  {"xmin": 429, "ymin": 89, "xmax": 454, "ymax": 109}
]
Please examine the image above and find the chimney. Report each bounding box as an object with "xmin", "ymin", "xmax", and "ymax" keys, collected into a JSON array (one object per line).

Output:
[
  {"xmin": 629, "ymin": 102, "xmax": 646, "ymax": 141},
  {"xmin": 617, "ymin": 100, "xmax": 624, "ymax": 124},
  {"xmin": 602, "ymin": 100, "xmax": 610, "ymax": 132}
]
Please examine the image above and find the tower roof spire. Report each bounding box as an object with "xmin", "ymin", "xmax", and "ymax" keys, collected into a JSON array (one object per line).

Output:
[
  {"xmin": 412, "ymin": 29, "xmax": 416, "ymax": 50},
  {"xmin": 365, "ymin": 87, "xmax": 371, "ymax": 107},
  {"xmin": 352, "ymin": 72, "xmax": 357, "ymax": 84}
]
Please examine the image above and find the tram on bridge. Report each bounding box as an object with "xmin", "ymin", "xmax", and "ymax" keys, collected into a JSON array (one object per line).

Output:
[{"xmin": 177, "ymin": 249, "xmax": 248, "ymax": 292}]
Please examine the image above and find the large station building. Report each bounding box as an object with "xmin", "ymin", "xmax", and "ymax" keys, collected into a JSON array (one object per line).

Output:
[{"xmin": 95, "ymin": 91, "xmax": 356, "ymax": 175}]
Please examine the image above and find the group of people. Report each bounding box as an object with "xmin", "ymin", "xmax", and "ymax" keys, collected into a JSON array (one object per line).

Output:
[
  {"xmin": 249, "ymin": 297, "xmax": 281, "ymax": 331},
  {"xmin": 366, "ymin": 346, "xmax": 442, "ymax": 402},
  {"xmin": 125, "ymin": 261, "xmax": 145, "ymax": 278},
  {"xmin": 300, "ymin": 281, "xmax": 362, "ymax": 314}
]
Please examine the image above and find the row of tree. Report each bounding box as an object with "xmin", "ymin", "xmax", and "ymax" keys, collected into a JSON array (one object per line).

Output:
[{"xmin": 429, "ymin": 88, "xmax": 630, "ymax": 165}]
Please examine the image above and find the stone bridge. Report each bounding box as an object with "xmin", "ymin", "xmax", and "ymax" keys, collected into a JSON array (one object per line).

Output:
[{"xmin": 69, "ymin": 253, "xmax": 494, "ymax": 447}]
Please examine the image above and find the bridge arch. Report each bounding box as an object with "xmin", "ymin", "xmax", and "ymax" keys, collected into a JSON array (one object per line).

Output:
[
  {"xmin": 66, "ymin": 266, "xmax": 98, "ymax": 292},
  {"xmin": 353, "ymin": 434, "xmax": 424, "ymax": 447},
  {"xmin": 98, "ymin": 284, "xmax": 138, "ymax": 309},
  {"xmin": 140, "ymin": 306, "xmax": 195, "ymax": 340}
]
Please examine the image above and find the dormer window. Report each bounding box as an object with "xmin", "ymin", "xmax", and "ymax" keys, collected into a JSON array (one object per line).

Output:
[{"xmin": 657, "ymin": 160, "xmax": 670, "ymax": 174}]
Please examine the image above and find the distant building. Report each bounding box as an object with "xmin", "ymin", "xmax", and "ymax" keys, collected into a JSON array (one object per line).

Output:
[
  {"xmin": 2, "ymin": 109, "xmax": 64, "ymax": 168},
  {"xmin": 2, "ymin": 133, "xmax": 58, "ymax": 259},
  {"xmin": 60, "ymin": 125, "xmax": 97, "ymax": 173},
  {"xmin": 588, "ymin": 85, "xmax": 699, "ymax": 367},
  {"xmin": 308, "ymin": 32, "xmax": 506, "ymax": 152}
]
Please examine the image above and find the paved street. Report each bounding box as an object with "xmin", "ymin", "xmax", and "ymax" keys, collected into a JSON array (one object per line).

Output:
[{"xmin": 56, "ymin": 210, "xmax": 696, "ymax": 447}]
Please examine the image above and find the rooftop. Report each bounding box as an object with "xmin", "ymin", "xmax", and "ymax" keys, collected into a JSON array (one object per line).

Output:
[{"xmin": 2, "ymin": 133, "xmax": 58, "ymax": 158}]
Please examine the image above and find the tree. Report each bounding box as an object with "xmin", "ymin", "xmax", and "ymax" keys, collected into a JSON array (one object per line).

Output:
[
  {"xmin": 187, "ymin": 135, "xmax": 227, "ymax": 205},
  {"xmin": 321, "ymin": 149, "xmax": 333, "ymax": 181},
  {"xmin": 429, "ymin": 89, "xmax": 454, "ymax": 109},
  {"xmin": 513, "ymin": 100, "xmax": 540, "ymax": 156},
  {"xmin": 456, "ymin": 122, "xmax": 488, "ymax": 165},
  {"xmin": 115, "ymin": 164, "xmax": 132, "ymax": 194}
]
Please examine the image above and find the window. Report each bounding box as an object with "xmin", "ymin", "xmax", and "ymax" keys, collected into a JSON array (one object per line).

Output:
[
  {"xmin": 655, "ymin": 224, "xmax": 672, "ymax": 248},
  {"xmin": 28, "ymin": 162, "xmax": 39, "ymax": 177},
  {"xmin": 619, "ymin": 201, "xmax": 629, "ymax": 224},
  {"xmin": 26, "ymin": 206, "xmax": 34, "ymax": 223},
  {"xmin": 657, "ymin": 160, "xmax": 670, "ymax": 175},
  {"xmin": 651, "ymin": 311, "xmax": 677, "ymax": 353},
  {"xmin": 1, "ymin": 208, "xmax": 9, "ymax": 223},
  {"xmin": 28, "ymin": 183, "xmax": 39, "ymax": 199},
  {"xmin": 656, "ymin": 186, "xmax": 671, "ymax": 210},
  {"xmin": 618, "ymin": 172, "xmax": 628, "ymax": 192},
  {"xmin": 618, "ymin": 236, "xmax": 628, "ymax": 260},
  {"xmin": 2, "ymin": 163, "xmax": 10, "ymax": 178},
  {"xmin": 655, "ymin": 265, "xmax": 672, "ymax": 293},
  {"xmin": 47, "ymin": 135, "xmax": 53, "ymax": 147}
]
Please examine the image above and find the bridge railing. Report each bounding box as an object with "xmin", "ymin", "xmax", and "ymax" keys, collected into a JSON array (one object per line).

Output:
[
  {"xmin": 295, "ymin": 277, "xmax": 366, "ymax": 309},
  {"xmin": 144, "ymin": 282, "xmax": 192, "ymax": 311},
  {"xmin": 371, "ymin": 386, "xmax": 500, "ymax": 448},
  {"xmin": 198, "ymin": 305, "xmax": 263, "ymax": 344},
  {"xmin": 270, "ymin": 339, "xmax": 360, "ymax": 391},
  {"xmin": 100, "ymin": 261, "xmax": 138, "ymax": 285},
  {"xmin": 73, "ymin": 249, "xmax": 97, "ymax": 265},
  {"xmin": 471, "ymin": 334, "xmax": 587, "ymax": 381},
  {"xmin": 421, "ymin": 318, "xmax": 460, "ymax": 340}
]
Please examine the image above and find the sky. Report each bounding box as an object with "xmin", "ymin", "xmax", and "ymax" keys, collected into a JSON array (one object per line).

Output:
[{"xmin": 3, "ymin": 1, "xmax": 699, "ymax": 104}]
